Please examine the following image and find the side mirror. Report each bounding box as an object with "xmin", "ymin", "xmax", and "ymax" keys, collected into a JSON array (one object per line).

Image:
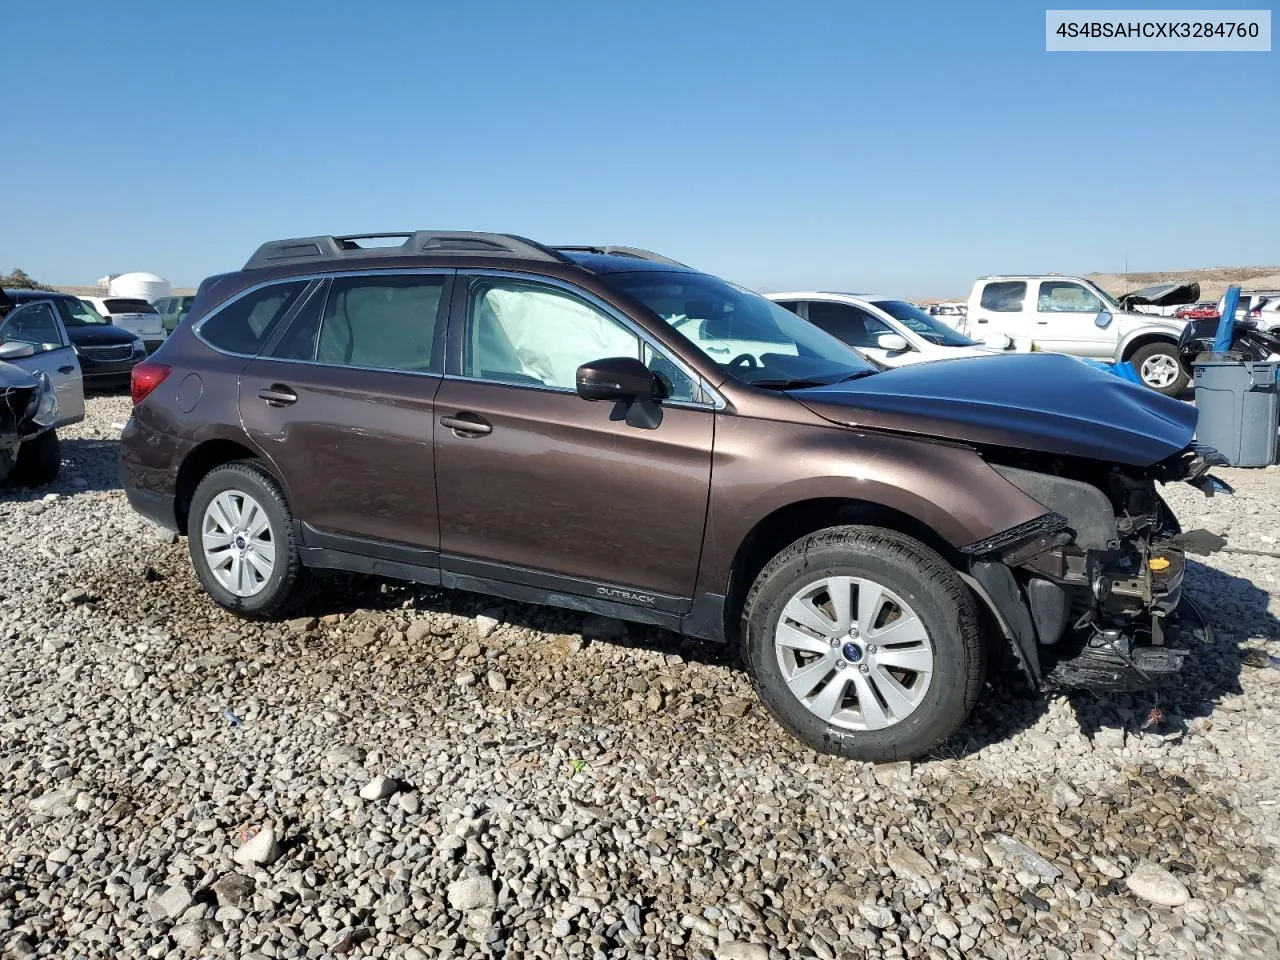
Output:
[
  {"xmin": 1095, "ymin": 308, "xmax": 1113, "ymax": 329},
  {"xmin": 983, "ymin": 332, "xmax": 1013, "ymax": 350},
  {"xmin": 576, "ymin": 356, "xmax": 657, "ymax": 402},
  {"xmin": 0, "ymin": 341, "xmax": 36, "ymax": 360},
  {"xmin": 876, "ymin": 333, "xmax": 909, "ymax": 352}
]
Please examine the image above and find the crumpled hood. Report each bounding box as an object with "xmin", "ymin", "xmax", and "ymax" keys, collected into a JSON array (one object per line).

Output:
[
  {"xmin": 790, "ymin": 353, "xmax": 1197, "ymax": 467},
  {"xmin": 1119, "ymin": 281, "xmax": 1200, "ymax": 310}
]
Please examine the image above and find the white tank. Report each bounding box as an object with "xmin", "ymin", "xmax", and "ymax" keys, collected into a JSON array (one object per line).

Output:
[{"xmin": 107, "ymin": 272, "xmax": 171, "ymax": 304}]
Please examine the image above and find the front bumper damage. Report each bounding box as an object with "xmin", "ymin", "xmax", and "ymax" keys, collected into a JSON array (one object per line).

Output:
[{"xmin": 963, "ymin": 443, "xmax": 1229, "ymax": 692}]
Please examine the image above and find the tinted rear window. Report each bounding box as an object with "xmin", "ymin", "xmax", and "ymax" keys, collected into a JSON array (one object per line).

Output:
[
  {"xmin": 979, "ymin": 281, "xmax": 1026, "ymax": 312},
  {"xmin": 200, "ymin": 282, "xmax": 308, "ymax": 354},
  {"xmin": 104, "ymin": 298, "xmax": 158, "ymax": 314}
]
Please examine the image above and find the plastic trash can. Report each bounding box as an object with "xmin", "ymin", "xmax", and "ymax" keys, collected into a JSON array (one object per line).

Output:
[{"xmin": 1192, "ymin": 357, "xmax": 1280, "ymax": 467}]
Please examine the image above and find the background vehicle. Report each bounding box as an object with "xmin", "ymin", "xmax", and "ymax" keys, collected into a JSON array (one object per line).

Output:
[
  {"xmin": 80, "ymin": 296, "xmax": 166, "ymax": 352},
  {"xmin": 1179, "ymin": 317, "xmax": 1280, "ymax": 367},
  {"xmin": 768, "ymin": 292, "xmax": 1026, "ymax": 367},
  {"xmin": 154, "ymin": 295, "xmax": 195, "ymax": 333},
  {"xmin": 0, "ymin": 296, "xmax": 84, "ymax": 426},
  {"xmin": 3, "ymin": 290, "xmax": 146, "ymax": 389},
  {"xmin": 120, "ymin": 230, "xmax": 1224, "ymax": 762},
  {"xmin": 1216, "ymin": 290, "xmax": 1280, "ymax": 321},
  {"xmin": 0, "ymin": 357, "xmax": 63, "ymax": 486},
  {"xmin": 1175, "ymin": 301, "xmax": 1220, "ymax": 320},
  {"xmin": 964, "ymin": 275, "xmax": 1190, "ymax": 395}
]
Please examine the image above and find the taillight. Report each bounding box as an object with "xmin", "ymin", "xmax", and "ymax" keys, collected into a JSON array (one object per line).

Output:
[{"xmin": 130, "ymin": 362, "xmax": 172, "ymax": 405}]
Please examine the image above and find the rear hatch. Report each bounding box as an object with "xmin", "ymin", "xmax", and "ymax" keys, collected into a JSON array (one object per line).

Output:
[{"xmin": 104, "ymin": 298, "xmax": 164, "ymax": 339}]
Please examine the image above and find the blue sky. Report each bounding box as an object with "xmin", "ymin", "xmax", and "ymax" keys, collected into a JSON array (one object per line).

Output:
[{"xmin": 2, "ymin": 1, "xmax": 1275, "ymax": 295}]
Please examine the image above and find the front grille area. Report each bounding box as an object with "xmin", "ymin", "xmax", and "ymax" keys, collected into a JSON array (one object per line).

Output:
[{"xmin": 81, "ymin": 344, "xmax": 135, "ymax": 363}]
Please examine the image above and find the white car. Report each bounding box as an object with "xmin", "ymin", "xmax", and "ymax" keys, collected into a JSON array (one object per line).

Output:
[
  {"xmin": 766, "ymin": 292, "xmax": 1027, "ymax": 368},
  {"xmin": 80, "ymin": 296, "xmax": 166, "ymax": 352}
]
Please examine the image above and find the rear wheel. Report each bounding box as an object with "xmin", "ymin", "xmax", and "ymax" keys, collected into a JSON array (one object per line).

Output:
[
  {"xmin": 742, "ymin": 526, "xmax": 984, "ymax": 762},
  {"xmin": 1130, "ymin": 342, "xmax": 1188, "ymax": 396},
  {"xmin": 10, "ymin": 430, "xmax": 60, "ymax": 487},
  {"xmin": 188, "ymin": 461, "xmax": 310, "ymax": 618}
]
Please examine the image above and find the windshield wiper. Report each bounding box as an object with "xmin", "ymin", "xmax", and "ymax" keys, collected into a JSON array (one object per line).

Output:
[{"xmin": 749, "ymin": 378, "xmax": 830, "ymax": 390}]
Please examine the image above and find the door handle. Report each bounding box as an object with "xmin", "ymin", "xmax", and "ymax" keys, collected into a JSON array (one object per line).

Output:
[
  {"xmin": 440, "ymin": 413, "xmax": 492, "ymax": 437},
  {"xmin": 976, "ymin": 318, "xmax": 987, "ymax": 324},
  {"xmin": 258, "ymin": 385, "xmax": 298, "ymax": 406},
  {"xmin": 58, "ymin": 365, "xmax": 76, "ymax": 374},
  {"xmin": 1036, "ymin": 321, "xmax": 1049, "ymax": 325}
]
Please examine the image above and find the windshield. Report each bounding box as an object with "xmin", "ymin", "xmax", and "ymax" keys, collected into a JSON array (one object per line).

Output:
[
  {"xmin": 871, "ymin": 300, "xmax": 978, "ymax": 346},
  {"xmin": 58, "ymin": 298, "xmax": 110, "ymax": 326},
  {"xmin": 601, "ymin": 271, "xmax": 877, "ymax": 388}
]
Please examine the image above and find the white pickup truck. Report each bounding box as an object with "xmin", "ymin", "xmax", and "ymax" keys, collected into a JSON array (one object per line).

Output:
[{"xmin": 961, "ymin": 275, "xmax": 1191, "ymax": 395}]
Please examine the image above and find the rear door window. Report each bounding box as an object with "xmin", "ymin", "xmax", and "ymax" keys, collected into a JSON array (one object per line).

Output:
[
  {"xmin": 315, "ymin": 274, "xmax": 445, "ymax": 373},
  {"xmin": 199, "ymin": 281, "xmax": 309, "ymax": 355},
  {"xmin": 979, "ymin": 281, "xmax": 1026, "ymax": 312}
]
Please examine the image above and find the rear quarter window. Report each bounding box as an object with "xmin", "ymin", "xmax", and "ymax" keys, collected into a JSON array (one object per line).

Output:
[
  {"xmin": 979, "ymin": 281, "xmax": 1026, "ymax": 312},
  {"xmin": 199, "ymin": 281, "xmax": 309, "ymax": 355}
]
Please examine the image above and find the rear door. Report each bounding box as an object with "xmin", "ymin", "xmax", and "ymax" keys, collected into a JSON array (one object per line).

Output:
[
  {"xmin": 1031, "ymin": 280, "xmax": 1115, "ymax": 356},
  {"xmin": 0, "ymin": 300, "xmax": 85, "ymax": 425},
  {"xmin": 970, "ymin": 280, "xmax": 1030, "ymax": 341},
  {"xmin": 235, "ymin": 270, "xmax": 450, "ymax": 559}
]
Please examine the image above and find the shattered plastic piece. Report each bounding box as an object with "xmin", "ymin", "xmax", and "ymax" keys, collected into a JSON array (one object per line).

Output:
[
  {"xmin": 222, "ymin": 708, "xmax": 243, "ymax": 727},
  {"xmin": 993, "ymin": 834, "xmax": 1061, "ymax": 881}
]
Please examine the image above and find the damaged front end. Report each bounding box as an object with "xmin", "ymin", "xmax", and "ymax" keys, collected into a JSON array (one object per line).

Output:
[{"xmin": 962, "ymin": 443, "xmax": 1230, "ymax": 692}]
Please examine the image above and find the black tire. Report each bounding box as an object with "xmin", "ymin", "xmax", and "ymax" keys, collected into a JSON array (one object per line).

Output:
[
  {"xmin": 188, "ymin": 460, "xmax": 311, "ymax": 619},
  {"xmin": 10, "ymin": 430, "xmax": 60, "ymax": 487},
  {"xmin": 1128, "ymin": 342, "xmax": 1189, "ymax": 397},
  {"xmin": 741, "ymin": 525, "xmax": 983, "ymax": 762}
]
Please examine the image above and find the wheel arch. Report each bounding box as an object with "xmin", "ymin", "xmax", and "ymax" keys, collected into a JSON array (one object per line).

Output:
[
  {"xmin": 722, "ymin": 497, "xmax": 961, "ymax": 644},
  {"xmin": 174, "ymin": 438, "xmax": 282, "ymax": 534},
  {"xmin": 1118, "ymin": 331, "xmax": 1179, "ymax": 363}
]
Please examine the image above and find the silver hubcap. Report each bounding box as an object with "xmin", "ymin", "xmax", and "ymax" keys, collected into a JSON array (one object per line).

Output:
[
  {"xmin": 774, "ymin": 576, "xmax": 934, "ymax": 731},
  {"xmin": 1140, "ymin": 354, "xmax": 1179, "ymax": 388},
  {"xmin": 202, "ymin": 490, "xmax": 275, "ymax": 597}
]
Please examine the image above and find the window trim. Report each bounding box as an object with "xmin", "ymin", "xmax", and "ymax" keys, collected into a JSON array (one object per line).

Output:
[
  {"xmin": 193, "ymin": 269, "xmax": 454, "ymax": 375},
  {"xmin": 446, "ymin": 269, "xmax": 724, "ymax": 410}
]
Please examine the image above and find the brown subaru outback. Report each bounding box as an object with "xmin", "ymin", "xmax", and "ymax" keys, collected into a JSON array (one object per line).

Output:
[{"xmin": 119, "ymin": 232, "xmax": 1229, "ymax": 761}]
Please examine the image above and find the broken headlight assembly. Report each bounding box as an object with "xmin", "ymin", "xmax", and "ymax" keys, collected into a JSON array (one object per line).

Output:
[{"xmin": 25, "ymin": 371, "xmax": 58, "ymax": 429}]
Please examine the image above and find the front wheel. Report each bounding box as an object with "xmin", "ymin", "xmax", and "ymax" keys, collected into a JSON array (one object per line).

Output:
[
  {"xmin": 1129, "ymin": 342, "xmax": 1189, "ymax": 397},
  {"xmin": 188, "ymin": 461, "xmax": 311, "ymax": 618},
  {"xmin": 10, "ymin": 430, "xmax": 60, "ymax": 487},
  {"xmin": 742, "ymin": 526, "xmax": 984, "ymax": 762}
]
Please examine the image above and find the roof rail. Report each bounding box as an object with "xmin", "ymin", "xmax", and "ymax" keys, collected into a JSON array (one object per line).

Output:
[
  {"xmin": 243, "ymin": 231, "xmax": 571, "ymax": 270},
  {"xmin": 554, "ymin": 245, "xmax": 688, "ymax": 267}
]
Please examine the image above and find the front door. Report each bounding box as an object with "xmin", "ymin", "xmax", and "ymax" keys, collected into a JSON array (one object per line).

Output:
[
  {"xmin": 434, "ymin": 274, "xmax": 714, "ymax": 604},
  {"xmin": 0, "ymin": 300, "xmax": 85, "ymax": 425},
  {"xmin": 1032, "ymin": 280, "xmax": 1116, "ymax": 356},
  {"xmin": 234, "ymin": 272, "xmax": 450, "ymax": 554}
]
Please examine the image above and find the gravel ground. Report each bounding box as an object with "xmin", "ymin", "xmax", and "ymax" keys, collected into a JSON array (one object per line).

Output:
[{"xmin": 2, "ymin": 395, "xmax": 1278, "ymax": 960}]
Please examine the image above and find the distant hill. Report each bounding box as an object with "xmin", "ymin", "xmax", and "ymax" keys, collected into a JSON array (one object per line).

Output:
[{"xmin": 1086, "ymin": 266, "xmax": 1280, "ymax": 302}]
